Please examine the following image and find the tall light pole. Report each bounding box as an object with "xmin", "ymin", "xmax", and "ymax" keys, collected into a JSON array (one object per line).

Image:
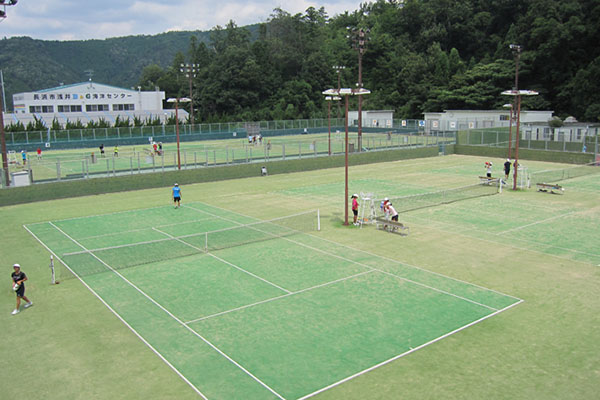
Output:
[
  {"xmin": 0, "ymin": 0, "xmax": 18, "ymax": 187},
  {"xmin": 508, "ymin": 44, "xmax": 522, "ymax": 160},
  {"xmin": 323, "ymin": 87, "xmax": 371, "ymax": 226},
  {"xmin": 180, "ymin": 63, "xmax": 198, "ymax": 124},
  {"xmin": 325, "ymin": 95, "xmax": 341, "ymax": 155},
  {"xmin": 332, "ymin": 65, "xmax": 345, "ymax": 119},
  {"xmin": 349, "ymin": 28, "xmax": 369, "ymax": 151},
  {"xmin": 502, "ymin": 90, "xmax": 538, "ymax": 190},
  {"xmin": 167, "ymin": 97, "xmax": 191, "ymax": 170},
  {"xmin": 0, "ymin": 87, "xmax": 8, "ymax": 187},
  {"xmin": 503, "ymin": 103, "xmax": 514, "ymax": 159}
]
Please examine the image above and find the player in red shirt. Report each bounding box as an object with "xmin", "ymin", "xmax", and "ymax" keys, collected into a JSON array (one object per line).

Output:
[{"xmin": 351, "ymin": 194, "xmax": 359, "ymax": 226}]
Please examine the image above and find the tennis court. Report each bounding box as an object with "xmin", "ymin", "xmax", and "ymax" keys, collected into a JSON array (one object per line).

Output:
[{"xmin": 25, "ymin": 201, "xmax": 521, "ymax": 399}]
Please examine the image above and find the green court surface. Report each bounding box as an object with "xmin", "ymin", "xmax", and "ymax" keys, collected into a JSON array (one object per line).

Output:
[
  {"xmin": 25, "ymin": 202, "xmax": 520, "ymax": 399},
  {"xmin": 3, "ymin": 154, "xmax": 600, "ymax": 400}
]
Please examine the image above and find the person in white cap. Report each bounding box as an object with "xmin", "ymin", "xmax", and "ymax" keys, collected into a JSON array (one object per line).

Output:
[
  {"xmin": 11, "ymin": 264, "xmax": 32, "ymax": 315},
  {"xmin": 351, "ymin": 194, "xmax": 359, "ymax": 226},
  {"xmin": 172, "ymin": 183, "xmax": 181, "ymax": 208}
]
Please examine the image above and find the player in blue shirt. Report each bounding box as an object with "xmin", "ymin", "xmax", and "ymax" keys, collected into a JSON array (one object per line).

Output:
[{"xmin": 172, "ymin": 183, "xmax": 181, "ymax": 208}]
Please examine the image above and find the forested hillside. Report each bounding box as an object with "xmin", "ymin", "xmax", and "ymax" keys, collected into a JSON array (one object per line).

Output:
[{"xmin": 1, "ymin": 0, "xmax": 599, "ymax": 122}]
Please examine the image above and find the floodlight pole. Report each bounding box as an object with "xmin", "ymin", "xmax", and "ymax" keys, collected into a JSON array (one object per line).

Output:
[
  {"xmin": 333, "ymin": 66, "xmax": 345, "ymax": 119},
  {"xmin": 180, "ymin": 63, "xmax": 197, "ymax": 124},
  {"xmin": 503, "ymin": 103, "xmax": 514, "ymax": 159},
  {"xmin": 175, "ymin": 101, "xmax": 181, "ymax": 170},
  {"xmin": 167, "ymin": 97, "xmax": 191, "ymax": 170},
  {"xmin": 325, "ymin": 96, "xmax": 341, "ymax": 156},
  {"xmin": 502, "ymin": 90, "xmax": 538, "ymax": 190},
  {"xmin": 0, "ymin": 91, "xmax": 8, "ymax": 187},
  {"xmin": 323, "ymin": 87, "xmax": 370, "ymax": 226},
  {"xmin": 514, "ymin": 95, "xmax": 522, "ymax": 189},
  {"xmin": 327, "ymin": 98, "xmax": 332, "ymax": 156},
  {"xmin": 344, "ymin": 93, "xmax": 350, "ymax": 225}
]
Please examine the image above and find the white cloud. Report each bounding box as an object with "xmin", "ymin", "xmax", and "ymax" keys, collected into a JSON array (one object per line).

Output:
[{"xmin": 1, "ymin": 0, "xmax": 363, "ymax": 40}]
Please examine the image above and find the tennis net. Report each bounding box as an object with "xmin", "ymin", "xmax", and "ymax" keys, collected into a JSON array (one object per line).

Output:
[
  {"xmin": 60, "ymin": 210, "xmax": 320, "ymax": 278},
  {"xmin": 529, "ymin": 162, "xmax": 600, "ymax": 184},
  {"xmin": 379, "ymin": 182, "xmax": 500, "ymax": 214}
]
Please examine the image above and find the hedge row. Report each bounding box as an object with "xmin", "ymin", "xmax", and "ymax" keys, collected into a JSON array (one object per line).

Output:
[{"xmin": 0, "ymin": 146, "xmax": 439, "ymax": 206}]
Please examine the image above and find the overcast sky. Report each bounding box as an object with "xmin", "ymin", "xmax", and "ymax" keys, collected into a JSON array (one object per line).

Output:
[{"xmin": 1, "ymin": 0, "xmax": 362, "ymax": 41}]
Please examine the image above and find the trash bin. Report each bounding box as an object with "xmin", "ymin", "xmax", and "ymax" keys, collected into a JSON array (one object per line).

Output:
[
  {"xmin": 11, "ymin": 170, "xmax": 31, "ymax": 187},
  {"xmin": 349, "ymin": 143, "xmax": 355, "ymax": 153}
]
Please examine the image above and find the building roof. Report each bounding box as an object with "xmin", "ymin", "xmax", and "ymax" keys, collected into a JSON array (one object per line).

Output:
[{"xmin": 35, "ymin": 81, "xmax": 135, "ymax": 93}]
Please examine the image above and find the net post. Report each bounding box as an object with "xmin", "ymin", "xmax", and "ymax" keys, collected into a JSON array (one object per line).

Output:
[{"xmin": 317, "ymin": 209, "xmax": 321, "ymax": 231}]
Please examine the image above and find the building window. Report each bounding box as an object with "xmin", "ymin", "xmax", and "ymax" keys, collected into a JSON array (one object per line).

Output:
[
  {"xmin": 543, "ymin": 127, "xmax": 550, "ymax": 139},
  {"xmin": 113, "ymin": 103, "xmax": 135, "ymax": 111},
  {"xmin": 499, "ymin": 114, "xmax": 510, "ymax": 121},
  {"xmin": 29, "ymin": 105, "xmax": 53, "ymax": 113},
  {"xmin": 59, "ymin": 105, "xmax": 82, "ymax": 112},
  {"xmin": 86, "ymin": 104, "xmax": 109, "ymax": 112}
]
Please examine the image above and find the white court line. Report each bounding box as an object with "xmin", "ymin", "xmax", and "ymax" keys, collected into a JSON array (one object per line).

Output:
[
  {"xmin": 496, "ymin": 210, "xmax": 578, "ymax": 235},
  {"xmin": 185, "ymin": 270, "xmax": 375, "ymax": 324},
  {"xmin": 297, "ymin": 299, "xmax": 524, "ymax": 400},
  {"xmin": 44, "ymin": 204, "xmax": 169, "ymax": 224},
  {"xmin": 76, "ymin": 216, "xmax": 216, "ymax": 240},
  {"xmin": 47, "ymin": 221, "xmax": 286, "ymax": 400},
  {"xmin": 185, "ymin": 203, "xmax": 500, "ymax": 311},
  {"xmin": 23, "ymin": 224, "xmax": 208, "ymax": 400},
  {"xmin": 152, "ymin": 227, "xmax": 292, "ymax": 294},
  {"xmin": 187, "ymin": 201, "xmax": 522, "ymax": 303},
  {"xmin": 404, "ymin": 212, "xmax": 600, "ymax": 263}
]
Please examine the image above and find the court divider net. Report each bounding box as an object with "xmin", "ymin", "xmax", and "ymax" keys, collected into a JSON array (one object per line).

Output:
[
  {"xmin": 529, "ymin": 161, "xmax": 600, "ymax": 185},
  {"xmin": 59, "ymin": 209, "xmax": 320, "ymax": 278},
  {"xmin": 379, "ymin": 182, "xmax": 501, "ymax": 214}
]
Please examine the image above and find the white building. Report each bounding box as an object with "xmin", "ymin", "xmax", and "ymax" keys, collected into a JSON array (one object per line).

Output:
[
  {"xmin": 347, "ymin": 110, "xmax": 394, "ymax": 128},
  {"xmin": 423, "ymin": 109, "xmax": 554, "ymax": 133},
  {"xmin": 7, "ymin": 81, "xmax": 185, "ymax": 127},
  {"xmin": 521, "ymin": 121, "xmax": 599, "ymax": 142}
]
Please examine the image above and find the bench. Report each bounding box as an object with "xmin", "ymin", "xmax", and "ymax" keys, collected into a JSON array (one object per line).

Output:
[
  {"xmin": 479, "ymin": 176, "xmax": 500, "ymax": 185},
  {"xmin": 375, "ymin": 217, "xmax": 409, "ymax": 236},
  {"xmin": 536, "ymin": 182, "xmax": 564, "ymax": 194}
]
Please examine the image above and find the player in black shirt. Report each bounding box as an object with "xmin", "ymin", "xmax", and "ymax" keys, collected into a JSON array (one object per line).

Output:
[
  {"xmin": 11, "ymin": 264, "xmax": 33, "ymax": 315},
  {"xmin": 504, "ymin": 159, "xmax": 511, "ymax": 180}
]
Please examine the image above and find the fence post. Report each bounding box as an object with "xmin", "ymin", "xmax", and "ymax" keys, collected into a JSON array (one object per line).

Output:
[{"xmin": 57, "ymin": 159, "xmax": 61, "ymax": 181}]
